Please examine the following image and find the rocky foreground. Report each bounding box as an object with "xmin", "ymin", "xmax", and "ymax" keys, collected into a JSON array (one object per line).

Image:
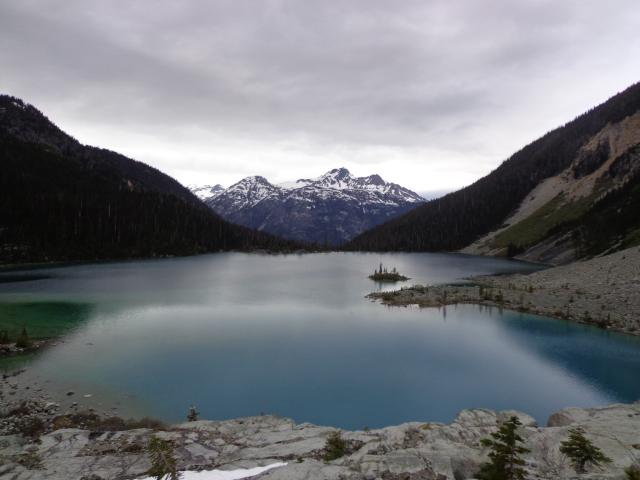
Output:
[
  {"xmin": 370, "ymin": 246, "xmax": 640, "ymax": 336},
  {"xmin": 0, "ymin": 401, "xmax": 639, "ymax": 480}
]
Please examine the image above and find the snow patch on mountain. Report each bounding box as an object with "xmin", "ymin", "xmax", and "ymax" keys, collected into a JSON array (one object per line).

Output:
[
  {"xmin": 189, "ymin": 184, "xmax": 225, "ymax": 201},
  {"xmin": 192, "ymin": 168, "xmax": 422, "ymax": 205},
  {"xmin": 189, "ymin": 168, "xmax": 424, "ymax": 245}
]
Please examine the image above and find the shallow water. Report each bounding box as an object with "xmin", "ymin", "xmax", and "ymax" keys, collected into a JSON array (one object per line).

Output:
[{"xmin": 1, "ymin": 252, "xmax": 639, "ymax": 429}]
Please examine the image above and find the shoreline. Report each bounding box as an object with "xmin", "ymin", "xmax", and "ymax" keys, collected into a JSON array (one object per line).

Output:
[
  {"xmin": 0, "ymin": 339, "xmax": 59, "ymax": 359},
  {"xmin": 1, "ymin": 248, "xmax": 639, "ymax": 478},
  {"xmin": 369, "ymin": 246, "xmax": 640, "ymax": 337},
  {"xmin": 368, "ymin": 283, "xmax": 640, "ymax": 337},
  {"xmin": 1, "ymin": 395, "xmax": 639, "ymax": 479}
]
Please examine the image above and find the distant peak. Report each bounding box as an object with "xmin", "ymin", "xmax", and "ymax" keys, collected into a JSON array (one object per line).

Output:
[
  {"xmin": 237, "ymin": 175, "xmax": 271, "ymax": 185},
  {"xmin": 227, "ymin": 175, "xmax": 278, "ymax": 194},
  {"xmin": 188, "ymin": 183, "xmax": 226, "ymax": 201},
  {"xmin": 363, "ymin": 174, "xmax": 385, "ymax": 186},
  {"xmin": 326, "ymin": 167, "xmax": 351, "ymax": 178}
]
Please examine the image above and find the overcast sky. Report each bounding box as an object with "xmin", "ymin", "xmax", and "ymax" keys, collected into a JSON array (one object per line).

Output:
[{"xmin": 1, "ymin": 1, "xmax": 639, "ymax": 192}]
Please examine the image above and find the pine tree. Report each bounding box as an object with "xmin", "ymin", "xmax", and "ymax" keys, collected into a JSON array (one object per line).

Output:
[
  {"xmin": 187, "ymin": 405, "xmax": 199, "ymax": 422},
  {"xmin": 323, "ymin": 431, "xmax": 347, "ymax": 461},
  {"xmin": 476, "ymin": 416, "xmax": 530, "ymax": 480},
  {"xmin": 560, "ymin": 427, "xmax": 612, "ymax": 473},
  {"xmin": 626, "ymin": 463, "xmax": 640, "ymax": 480},
  {"xmin": 15, "ymin": 327, "xmax": 31, "ymax": 349},
  {"xmin": 147, "ymin": 437, "xmax": 180, "ymax": 480}
]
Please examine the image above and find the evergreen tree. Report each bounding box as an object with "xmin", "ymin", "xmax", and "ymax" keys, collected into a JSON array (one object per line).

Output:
[
  {"xmin": 476, "ymin": 416, "xmax": 530, "ymax": 480},
  {"xmin": 626, "ymin": 463, "xmax": 640, "ymax": 480},
  {"xmin": 323, "ymin": 431, "xmax": 347, "ymax": 461},
  {"xmin": 15, "ymin": 327, "xmax": 31, "ymax": 349},
  {"xmin": 560, "ymin": 427, "xmax": 611, "ymax": 473},
  {"xmin": 147, "ymin": 437, "xmax": 180, "ymax": 480},
  {"xmin": 187, "ymin": 405, "xmax": 199, "ymax": 422}
]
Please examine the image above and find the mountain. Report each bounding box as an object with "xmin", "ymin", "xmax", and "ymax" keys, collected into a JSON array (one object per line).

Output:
[
  {"xmin": 346, "ymin": 82, "xmax": 640, "ymax": 264},
  {"xmin": 0, "ymin": 95, "xmax": 297, "ymax": 264},
  {"xmin": 190, "ymin": 168, "xmax": 424, "ymax": 245},
  {"xmin": 188, "ymin": 184, "xmax": 225, "ymax": 201}
]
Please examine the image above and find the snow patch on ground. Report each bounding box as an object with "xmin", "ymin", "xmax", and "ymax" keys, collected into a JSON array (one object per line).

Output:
[{"xmin": 139, "ymin": 462, "xmax": 287, "ymax": 480}]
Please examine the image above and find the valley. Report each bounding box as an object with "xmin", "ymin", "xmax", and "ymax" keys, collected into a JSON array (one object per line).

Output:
[{"xmin": 1, "ymin": 72, "xmax": 640, "ymax": 480}]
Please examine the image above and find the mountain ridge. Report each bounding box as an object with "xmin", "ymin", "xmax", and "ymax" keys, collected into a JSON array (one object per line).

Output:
[
  {"xmin": 0, "ymin": 94, "xmax": 298, "ymax": 264},
  {"xmin": 345, "ymin": 82, "xmax": 640, "ymax": 264},
  {"xmin": 190, "ymin": 167, "xmax": 424, "ymax": 245}
]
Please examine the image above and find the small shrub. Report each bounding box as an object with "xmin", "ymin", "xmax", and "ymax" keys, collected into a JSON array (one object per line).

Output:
[
  {"xmin": 121, "ymin": 442, "xmax": 144, "ymax": 454},
  {"xmin": 15, "ymin": 327, "xmax": 32, "ymax": 349},
  {"xmin": 147, "ymin": 437, "xmax": 180, "ymax": 480},
  {"xmin": 560, "ymin": 427, "xmax": 611, "ymax": 474},
  {"xmin": 50, "ymin": 415, "xmax": 76, "ymax": 430},
  {"xmin": 381, "ymin": 292, "xmax": 395, "ymax": 302},
  {"xmin": 8, "ymin": 401, "xmax": 34, "ymax": 417},
  {"xmin": 132, "ymin": 417, "xmax": 166, "ymax": 430},
  {"xmin": 14, "ymin": 451, "xmax": 43, "ymax": 470},
  {"xmin": 16, "ymin": 417, "xmax": 46, "ymax": 439},
  {"xmin": 323, "ymin": 431, "xmax": 347, "ymax": 461},
  {"xmin": 0, "ymin": 330, "xmax": 10, "ymax": 344},
  {"xmin": 186, "ymin": 405, "xmax": 199, "ymax": 422},
  {"xmin": 626, "ymin": 463, "xmax": 640, "ymax": 480},
  {"xmin": 51, "ymin": 412, "xmax": 165, "ymax": 432}
]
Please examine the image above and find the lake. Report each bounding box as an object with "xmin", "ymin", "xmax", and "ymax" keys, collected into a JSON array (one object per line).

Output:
[{"xmin": 1, "ymin": 252, "xmax": 640, "ymax": 429}]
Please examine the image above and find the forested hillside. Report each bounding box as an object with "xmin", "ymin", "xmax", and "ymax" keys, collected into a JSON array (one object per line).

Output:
[
  {"xmin": 346, "ymin": 82, "xmax": 640, "ymax": 261},
  {"xmin": 0, "ymin": 96, "xmax": 297, "ymax": 264}
]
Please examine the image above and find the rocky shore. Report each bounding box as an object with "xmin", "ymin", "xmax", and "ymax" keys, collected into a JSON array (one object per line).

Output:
[
  {"xmin": 369, "ymin": 246, "xmax": 640, "ymax": 336},
  {"xmin": 0, "ymin": 340, "xmax": 56, "ymax": 359},
  {"xmin": 2, "ymin": 248, "xmax": 639, "ymax": 479},
  {"xmin": 1, "ymin": 398, "xmax": 639, "ymax": 480}
]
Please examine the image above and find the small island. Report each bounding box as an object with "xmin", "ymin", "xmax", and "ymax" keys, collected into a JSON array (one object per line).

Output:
[{"xmin": 369, "ymin": 263, "xmax": 409, "ymax": 282}]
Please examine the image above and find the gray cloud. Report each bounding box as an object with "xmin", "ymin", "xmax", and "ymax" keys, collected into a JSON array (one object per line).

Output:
[{"xmin": 1, "ymin": 0, "xmax": 639, "ymax": 190}]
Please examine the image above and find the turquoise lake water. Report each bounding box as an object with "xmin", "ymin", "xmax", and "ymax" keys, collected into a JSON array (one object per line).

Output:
[{"xmin": 1, "ymin": 252, "xmax": 639, "ymax": 429}]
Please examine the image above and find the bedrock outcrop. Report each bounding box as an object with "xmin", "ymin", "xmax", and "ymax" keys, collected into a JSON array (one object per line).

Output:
[{"xmin": 1, "ymin": 402, "xmax": 639, "ymax": 480}]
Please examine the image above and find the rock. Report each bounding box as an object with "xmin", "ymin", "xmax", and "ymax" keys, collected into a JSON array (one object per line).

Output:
[
  {"xmin": 1, "ymin": 405, "xmax": 639, "ymax": 479},
  {"xmin": 546, "ymin": 406, "xmax": 591, "ymax": 427},
  {"xmin": 497, "ymin": 410, "xmax": 537, "ymax": 427}
]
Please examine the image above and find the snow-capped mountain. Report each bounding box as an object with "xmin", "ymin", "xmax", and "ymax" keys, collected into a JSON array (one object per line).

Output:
[
  {"xmin": 188, "ymin": 184, "xmax": 225, "ymax": 201},
  {"xmin": 189, "ymin": 168, "xmax": 424, "ymax": 245}
]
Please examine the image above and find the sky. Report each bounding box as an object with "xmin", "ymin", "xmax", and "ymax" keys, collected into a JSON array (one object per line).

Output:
[{"xmin": 1, "ymin": 1, "xmax": 639, "ymax": 193}]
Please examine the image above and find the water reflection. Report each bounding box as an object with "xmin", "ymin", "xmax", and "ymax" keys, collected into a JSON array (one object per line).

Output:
[{"xmin": 0, "ymin": 253, "xmax": 637, "ymax": 429}]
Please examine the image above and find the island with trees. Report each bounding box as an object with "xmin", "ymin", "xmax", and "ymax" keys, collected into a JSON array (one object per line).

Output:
[{"xmin": 369, "ymin": 263, "xmax": 409, "ymax": 282}]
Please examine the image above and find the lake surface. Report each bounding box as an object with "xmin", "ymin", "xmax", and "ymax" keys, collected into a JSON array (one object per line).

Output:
[{"xmin": 1, "ymin": 252, "xmax": 640, "ymax": 429}]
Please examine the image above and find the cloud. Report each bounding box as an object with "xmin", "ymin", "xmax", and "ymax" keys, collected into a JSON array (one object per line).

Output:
[{"xmin": 1, "ymin": 0, "xmax": 639, "ymax": 190}]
